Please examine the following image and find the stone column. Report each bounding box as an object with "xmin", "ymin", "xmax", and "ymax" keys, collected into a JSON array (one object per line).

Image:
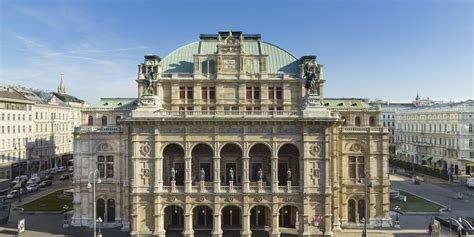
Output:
[
  {"xmin": 213, "ymin": 156, "xmax": 220, "ymax": 193},
  {"xmin": 241, "ymin": 213, "xmax": 252, "ymax": 237},
  {"xmin": 156, "ymin": 155, "xmax": 163, "ymax": 192},
  {"xmin": 153, "ymin": 207, "xmax": 165, "ymax": 237},
  {"xmin": 183, "ymin": 209, "xmax": 194, "ymax": 237},
  {"xmin": 271, "ymin": 156, "xmax": 278, "ymax": 192},
  {"xmin": 242, "ymin": 156, "xmax": 250, "ymax": 193},
  {"xmin": 184, "ymin": 156, "xmax": 192, "ymax": 193},
  {"xmin": 270, "ymin": 210, "xmax": 280, "ymax": 237},
  {"xmin": 212, "ymin": 212, "xmax": 223, "ymax": 237}
]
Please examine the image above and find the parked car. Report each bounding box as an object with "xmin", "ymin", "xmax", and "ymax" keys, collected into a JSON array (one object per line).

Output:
[
  {"xmin": 11, "ymin": 175, "xmax": 28, "ymax": 187},
  {"xmin": 50, "ymin": 168, "xmax": 58, "ymax": 174},
  {"xmin": 39, "ymin": 180, "xmax": 52, "ymax": 187},
  {"xmin": 58, "ymin": 166, "xmax": 65, "ymax": 172},
  {"xmin": 467, "ymin": 177, "xmax": 474, "ymax": 188},
  {"xmin": 68, "ymin": 166, "xmax": 73, "ymax": 173},
  {"xmin": 26, "ymin": 184, "xmax": 39, "ymax": 193},
  {"xmin": 41, "ymin": 174, "xmax": 54, "ymax": 181},
  {"xmin": 6, "ymin": 190, "xmax": 19, "ymax": 199},
  {"xmin": 27, "ymin": 177, "xmax": 41, "ymax": 186},
  {"xmin": 59, "ymin": 174, "xmax": 69, "ymax": 180},
  {"xmin": 12, "ymin": 182, "xmax": 26, "ymax": 190}
]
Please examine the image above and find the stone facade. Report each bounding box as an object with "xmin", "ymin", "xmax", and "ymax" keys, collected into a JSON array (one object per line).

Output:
[
  {"xmin": 394, "ymin": 100, "xmax": 474, "ymax": 175},
  {"xmin": 71, "ymin": 31, "xmax": 391, "ymax": 236}
]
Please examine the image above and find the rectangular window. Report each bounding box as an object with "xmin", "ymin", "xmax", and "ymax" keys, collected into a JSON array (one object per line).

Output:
[
  {"xmin": 179, "ymin": 87, "xmax": 185, "ymax": 99},
  {"xmin": 276, "ymin": 87, "xmax": 282, "ymax": 99},
  {"xmin": 349, "ymin": 156, "xmax": 365, "ymax": 179},
  {"xmin": 98, "ymin": 156, "xmax": 105, "ymax": 177},
  {"xmin": 349, "ymin": 156, "xmax": 356, "ymax": 178},
  {"xmin": 231, "ymin": 107, "xmax": 238, "ymax": 111},
  {"xmin": 201, "ymin": 87, "xmax": 208, "ymax": 100},
  {"xmin": 268, "ymin": 87, "xmax": 274, "ymax": 100},
  {"xmin": 209, "ymin": 87, "xmax": 215, "ymax": 99},
  {"xmin": 187, "ymin": 87, "xmax": 193, "ymax": 99},
  {"xmin": 253, "ymin": 87, "xmax": 260, "ymax": 100},
  {"xmin": 187, "ymin": 106, "xmax": 193, "ymax": 111},
  {"xmin": 106, "ymin": 156, "xmax": 114, "ymax": 178},
  {"xmin": 246, "ymin": 87, "xmax": 252, "ymax": 100}
]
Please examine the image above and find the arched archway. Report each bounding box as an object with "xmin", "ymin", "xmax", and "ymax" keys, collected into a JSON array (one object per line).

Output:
[
  {"xmin": 163, "ymin": 144, "xmax": 185, "ymax": 186},
  {"xmin": 88, "ymin": 115, "xmax": 94, "ymax": 126},
  {"xmin": 355, "ymin": 116, "xmax": 361, "ymax": 126},
  {"xmin": 220, "ymin": 143, "xmax": 243, "ymax": 185},
  {"xmin": 97, "ymin": 199, "xmax": 105, "ymax": 222},
  {"xmin": 163, "ymin": 205, "xmax": 184, "ymax": 236},
  {"xmin": 193, "ymin": 205, "xmax": 213, "ymax": 234},
  {"xmin": 221, "ymin": 205, "xmax": 241, "ymax": 235},
  {"xmin": 277, "ymin": 144, "xmax": 299, "ymax": 186},
  {"xmin": 369, "ymin": 116, "xmax": 376, "ymax": 127},
  {"xmin": 101, "ymin": 115, "xmax": 108, "ymax": 126},
  {"xmin": 347, "ymin": 198, "xmax": 365, "ymax": 223},
  {"xmin": 249, "ymin": 143, "xmax": 271, "ymax": 185},
  {"xmin": 278, "ymin": 205, "xmax": 300, "ymax": 235},
  {"xmin": 250, "ymin": 205, "xmax": 271, "ymax": 236},
  {"xmin": 191, "ymin": 144, "xmax": 213, "ymax": 183},
  {"xmin": 107, "ymin": 199, "xmax": 115, "ymax": 222}
]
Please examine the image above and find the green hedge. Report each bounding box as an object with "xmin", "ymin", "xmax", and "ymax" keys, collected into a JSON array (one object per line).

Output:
[{"xmin": 389, "ymin": 158, "xmax": 449, "ymax": 180}]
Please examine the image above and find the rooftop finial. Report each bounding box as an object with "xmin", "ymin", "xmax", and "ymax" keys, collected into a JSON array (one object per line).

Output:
[{"xmin": 58, "ymin": 73, "xmax": 66, "ymax": 94}]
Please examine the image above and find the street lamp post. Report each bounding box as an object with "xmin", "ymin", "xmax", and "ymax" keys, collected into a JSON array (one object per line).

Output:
[
  {"xmin": 394, "ymin": 206, "xmax": 400, "ymax": 226},
  {"xmin": 359, "ymin": 171, "xmax": 371, "ymax": 237},
  {"xmin": 88, "ymin": 169, "xmax": 101, "ymax": 237},
  {"xmin": 97, "ymin": 217, "xmax": 103, "ymax": 237}
]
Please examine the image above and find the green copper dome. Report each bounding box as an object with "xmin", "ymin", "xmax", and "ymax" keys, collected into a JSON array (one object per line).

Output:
[{"xmin": 160, "ymin": 38, "xmax": 299, "ymax": 74}]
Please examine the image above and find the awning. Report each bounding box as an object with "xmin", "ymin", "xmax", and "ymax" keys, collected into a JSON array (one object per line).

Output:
[
  {"xmin": 421, "ymin": 156, "xmax": 432, "ymax": 161},
  {"xmin": 430, "ymin": 156, "xmax": 443, "ymax": 163}
]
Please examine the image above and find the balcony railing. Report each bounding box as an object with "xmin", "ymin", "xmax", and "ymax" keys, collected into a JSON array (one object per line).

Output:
[
  {"xmin": 74, "ymin": 126, "xmax": 122, "ymax": 133},
  {"xmin": 341, "ymin": 127, "xmax": 388, "ymax": 133},
  {"xmin": 143, "ymin": 110, "xmax": 303, "ymax": 119}
]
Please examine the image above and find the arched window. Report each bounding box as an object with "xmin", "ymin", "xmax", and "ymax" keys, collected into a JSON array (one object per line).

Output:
[
  {"xmin": 341, "ymin": 116, "xmax": 347, "ymax": 126},
  {"xmin": 208, "ymin": 60, "xmax": 216, "ymax": 74},
  {"xmin": 97, "ymin": 199, "xmax": 105, "ymax": 221},
  {"xmin": 369, "ymin": 116, "xmax": 376, "ymax": 127},
  {"xmin": 115, "ymin": 116, "xmax": 121, "ymax": 125},
  {"xmin": 201, "ymin": 60, "xmax": 208, "ymax": 74},
  {"xmin": 107, "ymin": 199, "xmax": 115, "ymax": 222},
  {"xmin": 101, "ymin": 116, "xmax": 107, "ymax": 126},
  {"xmin": 87, "ymin": 115, "xmax": 93, "ymax": 126},
  {"xmin": 355, "ymin": 116, "xmax": 361, "ymax": 126},
  {"xmin": 348, "ymin": 199, "xmax": 356, "ymax": 223},
  {"xmin": 358, "ymin": 199, "xmax": 366, "ymax": 222}
]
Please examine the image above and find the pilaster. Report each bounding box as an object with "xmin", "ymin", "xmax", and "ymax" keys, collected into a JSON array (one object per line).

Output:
[
  {"xmin": 213, "ymin": 156, "xmax": 220, "ymax": 193},
  {"xmin": 242, "ymin": 156, "xmax": 250, "ymax": 193},
  {"xmin": 184, "ymin": 156, "xmax": 192, "ymax": 193},
  {"xmin": 271, "ymin": 156, "xmax": 278, "ymax": 192}
]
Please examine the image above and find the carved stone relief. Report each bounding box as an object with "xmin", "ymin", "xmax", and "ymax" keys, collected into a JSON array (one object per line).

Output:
[
  {"xmin": 309, "ymin": 162, "xmax": 320, "ymax": 186},
  {"xmin": 97, "ymin": 143, "xmax": 112, "ymax": 152},
  {"xmin": 139, "ymin": 162, "xmax": 151, "ymax": 185},
  {"xmin": 139, "ymin": 142, "xmax": 152, "ymax": 157},
  {"xmin": 309, "ymin": 142, "xmax": 321, "ymax": 157}
]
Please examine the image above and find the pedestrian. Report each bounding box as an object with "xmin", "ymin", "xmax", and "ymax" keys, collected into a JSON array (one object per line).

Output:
[{"xmin": 428, "ymin": 222, "xmax": 433, "ymax": 236}]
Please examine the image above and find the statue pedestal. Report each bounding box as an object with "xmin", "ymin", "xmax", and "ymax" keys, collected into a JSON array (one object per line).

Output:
[
  {"xmin": 229, "ymin": 181, "xmax": 234, "ymax": 193},
  {"xmin": 133, "ymin": 94, "xmax": 164, "ymax": 118},
  {"xmin": 301, "ymin": 94, "xmax": 331, "ymax": 118},
  {"xmin": 287, "ymin": 180, "xmax": 292, "ymax": 192},
  {"xmin": 171, "ymin": 180, "xmax": 177, "ymax": 192},
  {"xmin": 200, "ymin": 180, "xmax": 205, "ymax": 192},
  {"xmin": 257, "ymin": 180, "xmax": 263, "ymax": 193}
]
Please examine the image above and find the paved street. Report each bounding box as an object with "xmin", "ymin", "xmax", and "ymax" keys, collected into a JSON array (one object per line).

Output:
[{"xmin": 390, "ymin": 174, "xmax": 474, "ymax": 231}]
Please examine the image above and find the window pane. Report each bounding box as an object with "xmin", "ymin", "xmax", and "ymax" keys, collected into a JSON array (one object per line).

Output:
[
  {"xmin": 179, "ymin": 87, "xmax": 185, "ymax": 99},
  {"xmin": 349, "ymin": 156, "xmax": 356, "ymax": 178},
  {"xmin": 209, "ymin": 87, "xmax": 215, "ymax": 99},
  {"xmin": 98, "ymin": 163, "xmax": 105, "ymax": 178},
  {"xmin": 201, "ymin": 87, "xmax": 207, "ymax": 99},
  {"xmin": 268, "ymin": 87, "xmax": 274, "ymax": 100},
  {"xmin": 253, "ymin": 87, "xmax": 260, "ymax": 99},
  {"xmin": 187, "ymin": 87, "xmax": 193, "ymax": 99},
  {"xmin": 106, "ymin": 164, "xmax": 114, "ymax": 178},
  {"xmin": 98, "ymin": 156, "xmax": 105, "ymax": 162},
  {"xmin": 106, "ymin": 156, "xmax": 114, "ymax": 162},
  {"xmin": 276, "ymin": 87, "xmax": 282, "ymax": 99},
  {"xmin": 246, "ymin": 87, "xmax": 252, "ymax": 99}
]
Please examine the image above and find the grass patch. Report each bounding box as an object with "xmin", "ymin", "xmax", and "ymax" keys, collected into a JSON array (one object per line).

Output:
[
  {"xmin": 21, "ymin": 190, "xmax": 72, "ymax": 212},
  {"xmin": 390, "ymin": 191, "xmax": 443, "ymax": 213}
]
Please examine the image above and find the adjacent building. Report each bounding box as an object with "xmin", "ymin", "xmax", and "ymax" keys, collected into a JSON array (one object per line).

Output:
[
  {"xmin": 71, "ymin": 31, "xmax": 391, "ymax": 236},
  {"xmin": 394, "ymin": 99, "xmax": 474, "ymax": 175},
  {"xmin": 0, "ymin": 76, "xmax": 84, "ymax": 179},
  {"xmin": 380, "ymin": 102, "xmax": 415, "ymax": 155}
]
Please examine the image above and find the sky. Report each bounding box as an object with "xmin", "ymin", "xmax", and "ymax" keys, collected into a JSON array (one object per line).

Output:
[{"xmin": 0, "ymin": 0, "xmax": 472, "ymax": 104}]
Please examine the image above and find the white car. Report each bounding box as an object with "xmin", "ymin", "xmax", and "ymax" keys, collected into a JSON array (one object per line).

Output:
[
  {"xmin": 467, "ymin": 177, "xmax": 474, "ymax": 188},
  {"xmin": 58, "ymin": 166, "xmax": 65, "ymax": 172},
  {"xmin": 27, "ymin": 184, "xmax": 39, "ymax": 193}
]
